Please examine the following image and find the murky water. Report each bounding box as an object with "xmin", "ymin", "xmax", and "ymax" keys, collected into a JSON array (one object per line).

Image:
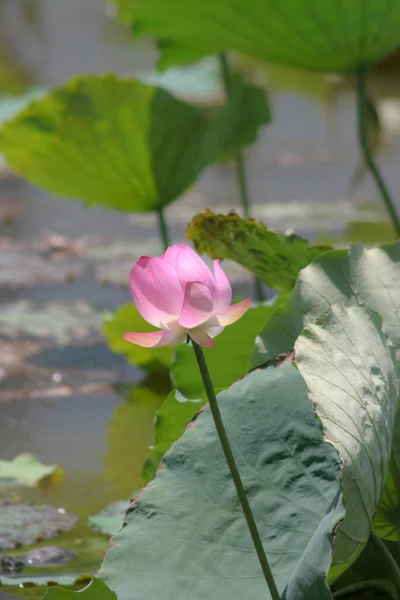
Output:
[{"xmin": 1, "ymin": 0, "xmax": 400, "ymax": 597}]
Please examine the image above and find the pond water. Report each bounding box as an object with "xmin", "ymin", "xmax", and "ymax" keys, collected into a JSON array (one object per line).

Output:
[{"xmin": 1, "ymin": 1, "xmax": 400, "ymax": 598}]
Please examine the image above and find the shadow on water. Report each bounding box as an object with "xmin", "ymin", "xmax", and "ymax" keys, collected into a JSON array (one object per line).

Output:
[{"xmin": 1, "ymin": 1, "xmax": 400, "ymax": 597}]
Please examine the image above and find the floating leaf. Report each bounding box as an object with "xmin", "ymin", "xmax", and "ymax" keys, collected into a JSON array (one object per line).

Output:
[
  {"xmin": 0, "ymin": 301, "xmax": 103, "ymax": 343},
  {"xmin": 89, "ymin": 501, "xmax": 129, "ymax": 537},
  {"xmin": 187, "ymin": 211, "xmax": 328, "ymax": 291},
  {"xmin": 0, "ymin": 454, "xmax": 61, "ymax": 488},
  {"xmin": 252, "ymin": 242, "xmax": 400, "ymax": 366},
  {"xmin": 0, "ymin": 546, "xmax": 75, "ymax": 577},
  {"xmin": 103, "ymin": 304, "xmax": 173, "ymax": 371},
  {"xmin": 100, "ymin": 365, "xmax": 343, "ymax": 600},
  {"xmin": 18, "ymin": 546, "xmax": 75, "ymax": 569},
  {"xmin": 0, "ymin": 573, "xmax": 91, "ymax": 588},
  {"xmin": 373, "ymin": 407, "xmax": 400, "ymax": 541},
  {"xmin": 0, "ymin": 250, "xmax": 82, "ymax": 288},
  {"xmin": 43, "ymin": 579, "xmax": 117, "ymax": 600},
  {"xmin": 0, "ymin": 74, "xmax": 268, "ymax": 213},
  {"xmin": 111, "ymin": 0, "xmax": 400, "ymax": 72},
  {"xmin": 0, "ymin": 503, "xmax": 78, "ymax": 549},
  {"xmin": 295, "ymin": 304, "xmax": 399, "ymax": 578}
]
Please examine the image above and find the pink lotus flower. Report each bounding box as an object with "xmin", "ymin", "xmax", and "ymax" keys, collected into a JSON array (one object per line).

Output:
[{"xmin": 124, "ymin": 244, "xmax": 251, "ymax": 349}]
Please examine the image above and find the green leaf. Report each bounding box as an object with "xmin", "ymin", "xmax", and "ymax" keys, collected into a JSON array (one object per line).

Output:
[
  {"xmin": 105, "ymin": 376, "xmax": 170, "ymax": 490},
  {"xmin": 110, "ymin": 0, "xmax": 400, "ymax": 72},
  {"xmin": 142, "ymin": 303, "xmax": 277, "ymax": 480},
  {"xmin": 187, "ymin": 210, "xmax": 328, "ymax": 291},
  {"xmin": 89, "ymin": 500, "xmax": 129, "ymax": 537},
  {"xmin": 203, "ymin": 73, "xmax": 271, "ymax": 163},
  {"xmin": 295, "ymin": 304, "xmax": 399, "ymax": 579},
  {"xmin": 100, "ymin": 364, "xmax": 344, "ymax": 600},
  {"xmin": 0, "ymin": 502, "xmax": 78, "ymax": 549},
  {"xmin": 252, "ymin": 242, "xmax": 400, "ymax": 367},
  {"xmin": 331, "ymin": 535, "xmax": 399, "ymax": 597},
  {"xmin": 0, "ymin": 453, "xmax": 61, "ymax": 487},
  {"xmin": 144, "ymin": 389, "xmax": 205, "ymax": 479},
  {"xmin": 43, "ymin": 579, "xmax": 117, "ymax": 600},
  {"xmin": 0, "ymin": 74, "xmax": 269, "ymax": 213},
  {"xmin": 173, "ymin": 303, "xmax": 275, "ymax": 398},
  {"xmin": 373, "ymin": 407, "xmax": 400, "ymax": 542},
  {"xmin": 103, "ymin": 304, "xmax": 173, "ymax": 371}
]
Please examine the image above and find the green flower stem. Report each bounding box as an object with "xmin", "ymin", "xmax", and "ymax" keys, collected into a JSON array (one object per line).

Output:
[
  {"xmin": 219, "ymin": 52, "xmax": 264, "ymax": 301},
  {"xmin": 356, "ymin": 66, "xmax": 400, "ymax": 237},
  {"xmin": 157, "ymin": 207, "xmax": 171, "ymax": 250},
  {"xmin": 370, "ymin": 530, "xmax": 400, "ymax": 598},
  {"xmin": 218, "ymin": 52, "xmax": 251, "ymax": 219},
  {"xmin": 192, "ymin": 340, "xmax": 281, "ymax": 600}
]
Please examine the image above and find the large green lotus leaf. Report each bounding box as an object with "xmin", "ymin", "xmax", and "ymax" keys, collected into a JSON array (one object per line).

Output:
[
  {"xmin": 100, "ymin": 364, "xmax": 344, "ymax": 600},
  {"xmin": 103, "ymin": 304, "xmax": 173, "ymax": 372},
  {"xmin": 252, "ymin": 243, "xmax": 400, "ymax": 367},
  {"xmin": 172, "ymin": 303, "xmax": 275, "ymax": 398},
  {"xmin": 110, "ymin": 0, "xmax": 400, "ymax": 72},
  {"xmin": 187, "ymin": 211, "xmax": 329, "ymax": 291},
  {"xmin": 0, "ymin": 74, "xmax": 269, "ymax": 212},
  {"xmin": 43, "ymin": 579, "xmax": 117, "ymax": 600},
  {"xmin": 295, "ymin": 304, "xmax": 399, "ymax": 579},
  {"xmin": 373, "ymin": 407, "xmax": 400, "ymax": 542}
]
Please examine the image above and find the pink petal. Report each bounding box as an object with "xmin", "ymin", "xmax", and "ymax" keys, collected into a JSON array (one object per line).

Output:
[
  {"xmin": 162, "ymin": 245, "xmax": 180, "ymax": 267},
  {"xmin": 174, "ymin": 244, "xmax": 216, "ymax": 295},
  {"xmin": 178, "ymin": 282, "xmax": 214, "ymax": 328},
  {"xmin": 206, "ymin": 325, "xmax": 225, "ymax": 339},
  {"xmin": 213, "ymin": 260, "xmax": 232, "ymax": 310},
  {"xmin": 124, "ymin": 329, "xmax": 185, "ymax": 348},
  {"xmin": 129, "ymin": 256, "xmax": 184, "ymax": 328},
  {"xmin": 189, "ymin": 330, "xmax": 215, "ymax": 348},
  {"xmin": 216, "ymin": 298, "xmax": 252, "ymax": 326}
]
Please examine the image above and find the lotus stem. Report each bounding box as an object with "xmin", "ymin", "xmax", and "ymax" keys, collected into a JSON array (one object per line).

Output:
[
  {"xmin": 192, "ymin": 340, "xmax": 281, "ymax": 600},
  {"xmin": 356, "ymin": 66, "xmax": 400, "ymax": 237},
  {"xmin": 157, "ymin": 207, "xmax": 171, "ymax": 250},
  {"xmin": 218, "ymin": 52, "xmax": 265, "ymax": 301}
]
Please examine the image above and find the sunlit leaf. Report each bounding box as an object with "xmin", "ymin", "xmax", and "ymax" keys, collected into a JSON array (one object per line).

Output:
[
  {"xmin": 0, "ymin": 453, "xmax": 61, "ymax": 488},
  {"xmin": 110, "ymin": 0, "xmax": 400, "ymax": 72},
  {"xmin": 187, "ymin": 211, "xmax": 328, "ymax": 291},
  {"xmin": 103, "ymin": 304, "xmax": 173, "ymax": 371},
  {"xmin": 173, "ymin": 303, "xmax": 275, "ymax": 398},
  {"xmin": 100, "ymin": 364, "xmax": 343, "ymax": 600},
  {"xmin": 0, "ymin": 74, "xmax": 268, "ymax": 213},
  {"xmin": 295, "ymin": 304, "xmax": 399, "ymax": 578},
  {"xmin": 252, "ymin": 242, "xmax": 400, "ymax": 366}
]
